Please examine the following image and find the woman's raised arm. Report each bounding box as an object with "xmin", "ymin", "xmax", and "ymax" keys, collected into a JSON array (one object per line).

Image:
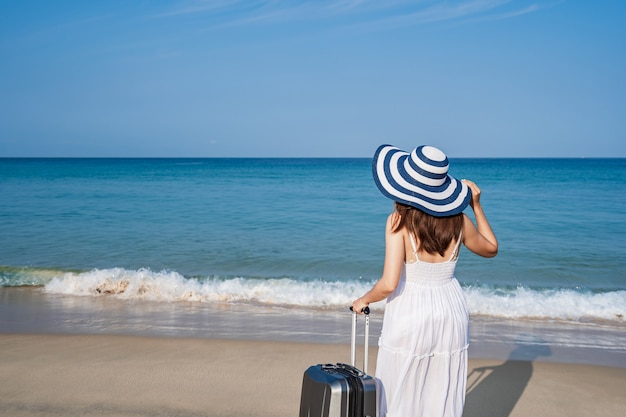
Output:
[{"xmin": 462, "ymin": 180, "xmax": 498, "ymax": 258}]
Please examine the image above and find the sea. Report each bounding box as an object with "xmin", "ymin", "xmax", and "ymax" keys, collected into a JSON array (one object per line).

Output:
[{"xmin": 1, "ymin": 157, "xmax": 625, "ymax": 366}]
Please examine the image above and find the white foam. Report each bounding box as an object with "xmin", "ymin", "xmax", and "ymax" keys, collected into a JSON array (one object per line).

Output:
[
  {"xmin": 465, "ymin": 285, "xmax": 626, "ymax": 322},
  {"xmin": 43, "ymin": 268, "xmax": 382, "ymax": 309},
  {"xmin": 43, "ymin": 268, "xmax": 626, "ymax": 323}
]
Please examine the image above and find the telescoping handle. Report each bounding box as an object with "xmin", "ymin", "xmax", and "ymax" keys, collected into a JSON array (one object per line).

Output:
[{"xmin": 349, "ymin": 306, "xmax": 370, "ymax": 374}]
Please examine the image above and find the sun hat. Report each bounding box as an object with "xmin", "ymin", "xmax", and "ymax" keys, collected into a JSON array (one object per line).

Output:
[{"xmin": 372, "ymin": 144, "xmax": 471, "ymax": 217}]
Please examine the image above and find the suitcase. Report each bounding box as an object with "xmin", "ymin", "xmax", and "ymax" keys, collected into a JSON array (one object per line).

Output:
[{"xmin": 298, "ymin": 308, "xmax": 378, "ymax": 417}]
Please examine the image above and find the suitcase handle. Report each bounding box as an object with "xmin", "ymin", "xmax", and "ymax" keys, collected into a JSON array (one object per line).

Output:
[
  {"xmin": 349, "ymin": 307, "xmax": 370, "ymax": 374},
  {"xmin": 349, "ymin": 306, "xmax": 370, "ymax": 315}
]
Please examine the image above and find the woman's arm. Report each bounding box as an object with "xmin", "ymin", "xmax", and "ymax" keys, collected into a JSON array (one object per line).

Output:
[
  {"xmin": 462, "ymin": 179, "xmax": 498, "ymax": 258},
  {"xmin": 352, "ymin": 213, "xmax": 405, "ymax": 314}
]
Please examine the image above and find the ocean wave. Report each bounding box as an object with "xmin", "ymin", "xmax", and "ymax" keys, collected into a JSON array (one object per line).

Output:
[
  {"xmin": 464, "ymin": 285, "xmax": 625, "ymax": 322},
  {"xmin": 42, "ymin": 268, "xmax": 370, "ymax": 309},
  {"xmin": 39, "ymin": 268, "xmax": 626, "ymax": 323}
]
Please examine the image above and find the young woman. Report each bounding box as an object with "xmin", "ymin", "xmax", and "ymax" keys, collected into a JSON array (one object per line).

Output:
[{"xmin": 352, "ymin": 144, "xmax": 498, "ymax": 417}]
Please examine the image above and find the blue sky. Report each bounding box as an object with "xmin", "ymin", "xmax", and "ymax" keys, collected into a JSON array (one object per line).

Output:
[{"xmin": 1, "ymin": 1, "xmax": 624, "ymax": 157}]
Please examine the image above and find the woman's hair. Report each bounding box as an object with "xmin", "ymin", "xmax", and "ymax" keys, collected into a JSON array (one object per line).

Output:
[{"xmin": 392, "ymin": 202, "xmax": 464, "ymax": 257}]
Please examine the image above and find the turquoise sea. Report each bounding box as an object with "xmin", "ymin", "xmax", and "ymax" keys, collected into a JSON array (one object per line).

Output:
[{"xmin": 1, "ymin": 157, "xmax": 625, "ymax": 324}]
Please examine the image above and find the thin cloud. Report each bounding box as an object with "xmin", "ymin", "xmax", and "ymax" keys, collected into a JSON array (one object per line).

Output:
[
  {"xmin": 357, "ymin": 0, "xmax": 513, "ymax": 27},
  {"xmin": 451, "ymin": 1, "xmax": 562, "ymax": 28},
  {"xmin": 150, "ymin": 0, "xmax": 265, "ymax": 18},
  {"xmin": 152, "ymin": 0, "xmax": 550, "ymax": 30},
  {"xmin": 150, "ymin": 0, "xmax": 233, "ymax": 17},
  {"xmin": 483, "ymin": 4, "xmax": 540, "ymax": 20}
]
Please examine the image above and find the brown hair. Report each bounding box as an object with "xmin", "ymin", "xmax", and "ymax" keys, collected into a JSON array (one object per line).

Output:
[{"xmin": 392, "ymin": 202, "xmax": 464, "ymax": 257}]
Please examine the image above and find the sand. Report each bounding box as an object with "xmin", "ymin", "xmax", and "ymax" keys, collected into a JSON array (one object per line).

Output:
[{"xmin": 1, "ymin": 333, "xmax": 625, "ymax": 417}]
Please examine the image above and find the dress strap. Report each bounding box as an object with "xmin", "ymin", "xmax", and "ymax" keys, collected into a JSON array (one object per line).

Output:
[
  {"xmin": 448, "ymin": 230, "xmax": 463, "ymax": 261},
  {"xmin": 409, "ymin": 234, "xmax": 418, "ymax": 258}
]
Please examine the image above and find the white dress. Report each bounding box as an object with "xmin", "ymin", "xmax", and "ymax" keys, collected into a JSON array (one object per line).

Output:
[{"xmin": 376, "ymin": 233, "xmax": 469, "ymax": 417}]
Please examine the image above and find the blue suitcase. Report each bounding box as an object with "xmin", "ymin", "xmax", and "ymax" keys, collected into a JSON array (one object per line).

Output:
[{"xmin": 299, "ymin": 309, "xmax": 378, "ymax": 417}]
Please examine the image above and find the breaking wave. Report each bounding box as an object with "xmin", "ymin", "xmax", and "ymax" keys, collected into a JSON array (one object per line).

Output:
[{"xmin": 36, "ymin": 267, "xmax": 626, "ymax": 323}]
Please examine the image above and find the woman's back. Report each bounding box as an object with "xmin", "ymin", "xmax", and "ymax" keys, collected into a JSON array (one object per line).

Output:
[
  {"xmin": 377, "ymin": 224, "xmax": 470, "ymax": 417},
  {"xmin": 400, "ymin": 226, "xmax": 463, "ymax": 264}
]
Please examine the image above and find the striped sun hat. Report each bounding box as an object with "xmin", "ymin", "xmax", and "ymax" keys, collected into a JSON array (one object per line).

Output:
[{"xmin": 372, "ymin": 144, "xmax": 471, "ymax": 217}]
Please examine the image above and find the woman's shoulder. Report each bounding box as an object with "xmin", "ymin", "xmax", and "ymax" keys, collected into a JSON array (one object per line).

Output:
[
  {"xmin": 387, "ymin": 211, "xmax": 400, "ymax": 221},
  {"xmin": 386, "ymin": 211, "xmax": 402, "ymax": 228},
  {"xmin": 385, "ymin": 212, "xmax": 408, "ymax": 240}
]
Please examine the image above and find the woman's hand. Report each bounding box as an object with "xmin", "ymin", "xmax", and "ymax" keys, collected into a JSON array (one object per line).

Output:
[
  {"xmin": 351, "ymin": 298, "xmax": 369, "ymax": 315},
  {"xmin": 462, "ymin": 179, "xmax": 481, "ymax": 210}
]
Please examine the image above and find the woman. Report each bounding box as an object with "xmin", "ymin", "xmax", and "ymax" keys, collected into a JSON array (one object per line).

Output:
[{"xmin": 352, "ymin": 144, "xmax": 498, "ymax": 417}]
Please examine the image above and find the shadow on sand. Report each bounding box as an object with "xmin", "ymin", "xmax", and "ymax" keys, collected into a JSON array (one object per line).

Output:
[{"xmin": 463, "ymin": 335, "xmax": 552, "ymax": 417}]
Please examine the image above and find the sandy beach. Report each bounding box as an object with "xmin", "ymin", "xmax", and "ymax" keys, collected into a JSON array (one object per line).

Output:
[
  {"xmin": 1, "ymin": 288, "xmax": 625, "ymax": 416},
  {"xmin": 1, "ymin": 333, "xmax": 625, "ymax": 417}
]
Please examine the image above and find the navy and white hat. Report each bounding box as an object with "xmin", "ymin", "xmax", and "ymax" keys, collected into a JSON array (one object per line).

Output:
[{"xmin": 372, "ymin": 144, "xmax": 471, "ymax": 217}]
